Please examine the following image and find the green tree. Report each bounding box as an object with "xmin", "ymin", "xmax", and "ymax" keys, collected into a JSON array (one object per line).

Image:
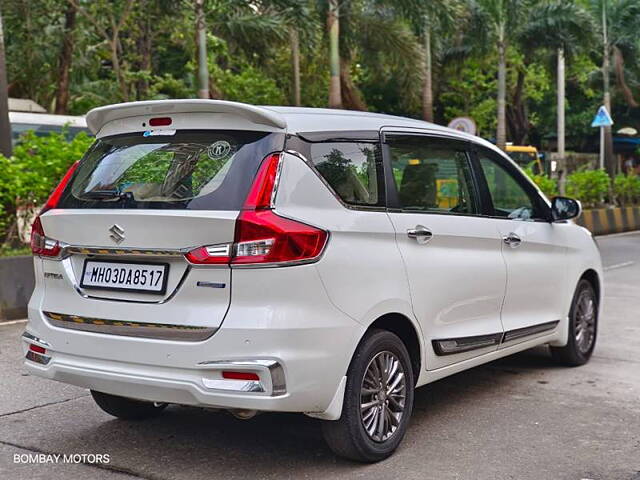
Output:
[
  {"xmin": 519, "ymin": 1, "xmax": 594, "ymax": 191},
  {"xmin": 0, "ymin": 4, "xmax": 10, "ymax": 157},
  {"xmin": 394, "ymin": 0, "xmax": 463, "ymax": 122},
  {"xmin": 468, "ymin": 0, "xmax": 532, "ymax": 149},
  {"xmin": 584, "ymin": 0, "xmax": 640, "ymax": 175}
]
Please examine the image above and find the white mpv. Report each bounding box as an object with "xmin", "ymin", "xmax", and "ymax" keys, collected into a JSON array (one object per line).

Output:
[{"xmin": 24, "ymin": 100, "xmax": 602, "ymax": 462}]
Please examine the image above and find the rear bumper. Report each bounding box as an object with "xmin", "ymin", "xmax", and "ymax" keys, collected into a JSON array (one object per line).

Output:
[
  {"xmin": 22, "ymin": 320, "xmax": 359, "ymax": 414},
  {"xmin": 24, "ymin": 264, "xmax": 364, "ymax": 415},
  {"xmin": 23, "ymin": 343, "xmax": 293, "ymax": 411}
]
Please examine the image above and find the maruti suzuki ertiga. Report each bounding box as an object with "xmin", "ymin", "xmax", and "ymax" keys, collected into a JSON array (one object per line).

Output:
[{"xmin": 24, "ymin": 100, "xmax": 602, "ymax": 462}]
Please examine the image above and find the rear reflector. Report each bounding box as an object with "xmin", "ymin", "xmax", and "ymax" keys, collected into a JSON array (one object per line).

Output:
[
  {"xmin": 29, "ymin": 344, "xmax": 46, "ymax": 355},
  {"xmin": 149, "ymin": 117, "xmax": 172, "ymax": 126},
  {"xmin": 222, "ymin": 371, "xmax": 260, "ymax": 381}
]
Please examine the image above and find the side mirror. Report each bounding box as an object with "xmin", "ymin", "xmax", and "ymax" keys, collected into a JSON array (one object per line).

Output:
[{"xmin": 551, "ymin": 196, "xmax": 582, "ymax": 222}]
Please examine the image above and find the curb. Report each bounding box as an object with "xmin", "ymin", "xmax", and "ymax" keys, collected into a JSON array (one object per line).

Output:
[{"xmin": 575, "ymin": 206, "xmax": 640, "ymax": 236}]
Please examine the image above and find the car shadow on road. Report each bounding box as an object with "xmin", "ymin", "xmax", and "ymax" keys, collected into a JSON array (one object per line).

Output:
[{"xmin": 77, "ymin": 346, "xmax": 561, "ymax": 477}]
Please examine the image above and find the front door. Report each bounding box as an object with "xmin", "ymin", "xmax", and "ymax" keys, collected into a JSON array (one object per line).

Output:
[
  {"xmin": 474, "ymin": 147, "xmax": 568, "ymax": 341},
  {"xmin": 383, "ymin": 133, "xmax": 506, "ymax": 370}
]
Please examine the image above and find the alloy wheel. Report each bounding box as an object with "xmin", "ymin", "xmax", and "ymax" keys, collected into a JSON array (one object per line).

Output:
[
  {"xmin": 360, "ymin": 351, "xmax": 406, "ymax": 443},
  {"xmin": 574, "ymin": 289, "xmax": 596, "ymax": 354}
]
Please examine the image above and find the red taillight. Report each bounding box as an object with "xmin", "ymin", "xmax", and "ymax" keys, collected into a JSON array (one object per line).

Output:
[
  {"xmin": 185, "ymin": 152, "xmax": 328, "ymax": 266},
  {"xmin": 243, "ymin": 153, "xmax": 281, "ymax": 209},
  {"xmin": 149, "ymin": 117, "xmax": 172, "ymax": 127},
  {"xmin": 41, "ymin": 161, "xmax": 79, "ymax": 214},
  {"xmin": 233, "ymin": 210, "xmax": 327, "ymax": 264},
  {"xmin": 184, "ymin": 245, "xmax": 231, "ymax": 265},
  {"xmin": 222, "ymin": 371, "xmax": 260, "ymax": 381},
  {"xmin": 31, "ymin": 161, "xmax": 78, "ymax": 257},
  {"xmin": 29, "ymin": 344, "xmax": 46, "ymax": 355},
  {"xmin": 30, "ymin": 216, "xmax": 61, "ymax": 257}
]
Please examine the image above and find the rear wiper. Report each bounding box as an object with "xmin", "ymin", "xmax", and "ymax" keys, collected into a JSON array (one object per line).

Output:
[{"xmin": 80, "ymin": 190, "xmax": 124, "ymax": 200}]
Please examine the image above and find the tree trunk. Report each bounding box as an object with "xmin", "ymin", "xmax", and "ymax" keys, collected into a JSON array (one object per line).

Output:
[
  {"xmin": 422, "ymin": 17, "xmax": 433, "ymax": 122},
  {"xmin": 54, "ymin": 2, "xmax": 77, "ymax": 114},
  {"xmin": 612, "ymin": 46, "xmax": 638, "ymax": 108},
  {"xmin": 506, "ymin": 68, "xmax": 528, "ymax": 144},
  {"xmin": 340, "ymin": 60, "xmax": 367, "ymax": 111},
  {"xmin": 496, "ymin": 32, "xmax": 507, "ymax": 150},
  {"xmin": 195, "ymin": 0, "xmax": 209, "ymax": 99},
  {"xmin": 557, "ymin": 47, "xmax": 566, "ymax": 194},
  {"xmin": 135, "ymin": 10, "xmax": 152, "ymax": 100},
  {"xmin": 290, "ymin": 28, "xmax": 301, "ymax": 106},
  {"xmin": 0, "ymin": 7, "xmax": 11, "ymax": 157},
  {"xmin": 327, "ymin": 0, "xmax": 342, "ymax": 109},
  {"xmin": 110, "ymin": 37, "xmax": 128, "ymax": 102},
  {"xmin": 601, "ymin": 3, "xmax": 615, "ymax": 176}
]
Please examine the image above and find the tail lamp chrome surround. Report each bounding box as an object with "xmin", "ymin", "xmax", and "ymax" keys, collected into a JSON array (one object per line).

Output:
[{"xmin": 197, "ymin": 359, "xmax": 286, "ymax": 396}]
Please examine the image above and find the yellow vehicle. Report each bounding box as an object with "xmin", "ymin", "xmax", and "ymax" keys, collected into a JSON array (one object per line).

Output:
[{"xmin": 505, "ymin": 144, "xmax": 544, "ymax": 174}]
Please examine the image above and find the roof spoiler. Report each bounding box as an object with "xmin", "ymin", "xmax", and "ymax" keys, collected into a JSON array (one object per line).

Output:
[{"xmin": 86, "ymin": 99, "xmax": 287, "ymax": 135}]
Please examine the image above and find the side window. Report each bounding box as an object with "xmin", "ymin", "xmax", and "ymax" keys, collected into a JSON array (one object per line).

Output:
[
  {"xmin": 477, "ymin": 154, "xmax": 538, "ymax": 220},
  {"xmin": 310, "ymin": 142, "xmax": 382, "ymax": 206},
  {"xmin": 388, "ymin": 136, "xmax": 478, "ymax": 215}
]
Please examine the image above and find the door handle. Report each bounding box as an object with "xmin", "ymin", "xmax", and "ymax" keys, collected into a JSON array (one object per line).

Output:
[
  {"xmin": 407, "ymin": 226, "xmax": 433, "ymax": 244},
  {"xmin": 503, "ymin": 232, "xmax": 522, "ymax": 248}
]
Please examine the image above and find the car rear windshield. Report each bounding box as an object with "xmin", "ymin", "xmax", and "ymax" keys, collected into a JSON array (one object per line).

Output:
[{"xmin": 58, "ymin": 130, "xmax": 283, "ymax": 211}]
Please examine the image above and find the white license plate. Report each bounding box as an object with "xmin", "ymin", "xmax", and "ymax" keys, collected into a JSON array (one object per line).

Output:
[{"xmin": 80, "ymin": 260, "xmax": 169, "ymax": 294}]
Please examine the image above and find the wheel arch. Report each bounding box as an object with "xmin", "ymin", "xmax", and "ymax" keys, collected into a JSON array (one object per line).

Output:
[
  {"xmin": 361, "ymin": 312, "xmax": 422, "ymax": 383},
  {"xmin": 580, "ymin": 269, "xmax": 601, "ymax": 305}
]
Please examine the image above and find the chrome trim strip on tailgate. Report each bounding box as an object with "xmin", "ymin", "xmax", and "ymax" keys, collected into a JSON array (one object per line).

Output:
[
  {"xmin": 64, "ymin": 246, "xmax": 186, "ymax": 257},
  {"xmin": 44, "ymin": 311, "xmax": 217, "ymax": 341}
]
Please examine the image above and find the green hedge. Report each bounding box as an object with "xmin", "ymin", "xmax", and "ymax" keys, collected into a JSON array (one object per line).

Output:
[
  {"xmin": 0, "ymin": 129, "xmax": 93, "ymax": 247},
  {"xmin": 566, "ymin": 168, "xmax": 611, "ymax": 207}
]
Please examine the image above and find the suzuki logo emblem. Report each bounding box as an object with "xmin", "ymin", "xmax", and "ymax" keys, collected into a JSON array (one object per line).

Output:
[{"xmin": 109, "ymin": 224, "xmax": 125, "ymax": 244}]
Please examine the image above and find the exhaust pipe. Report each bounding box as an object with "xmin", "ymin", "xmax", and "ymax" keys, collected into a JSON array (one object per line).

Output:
[{"xmin": 228, "ymin": 409, "xmax": 258, "ymax": 420}]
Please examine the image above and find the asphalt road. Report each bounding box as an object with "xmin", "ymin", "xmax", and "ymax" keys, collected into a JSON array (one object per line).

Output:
[{"xmin": 1, "ymin": 232, "xmax": 639, "ymax": 480}]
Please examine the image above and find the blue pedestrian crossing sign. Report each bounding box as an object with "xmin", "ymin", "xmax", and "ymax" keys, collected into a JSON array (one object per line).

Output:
[{"xmin": 591, "ymin": 106, "xmax": 613, "ymax": 128}]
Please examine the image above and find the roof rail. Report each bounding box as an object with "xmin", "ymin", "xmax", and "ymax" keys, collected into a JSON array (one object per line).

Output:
[{"xmin": 86, "ymin": 99, "xmax": 287, "ymax": 134}]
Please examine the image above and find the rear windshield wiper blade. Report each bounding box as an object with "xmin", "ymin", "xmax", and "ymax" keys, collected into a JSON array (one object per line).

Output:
[{"xmin": 80, "ymin": 189, "xmax": 123, "ymax": 200}]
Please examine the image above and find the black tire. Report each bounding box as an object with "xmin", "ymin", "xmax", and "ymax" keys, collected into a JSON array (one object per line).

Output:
[
  {"xmin": 550, "ymin": 279, "xmax": 598, "ymax": 367},
  {"xmin": 322, "ymin": 329, "xmax": 415, "ymax": 462},
  {"xmin": 91, "ymin": 390, "xmax": 167, "ymax": 420}
]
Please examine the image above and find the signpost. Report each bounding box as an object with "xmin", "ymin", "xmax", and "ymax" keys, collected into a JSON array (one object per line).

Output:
[{"xmin": 591, "ymin": 105, "xmax": 614, "ymax": 170}]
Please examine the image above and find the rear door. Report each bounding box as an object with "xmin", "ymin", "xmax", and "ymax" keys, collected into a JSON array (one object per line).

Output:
[
  {"xmin": 382, "ymin": 132, "xmax": 506, "ymax": 369},
  {"xmin": 39, "ymin": 129, "xmax": 283, "ymax": 329},
  {"xmin": 473, "ymin": 146, "xmax": 568, "ymax": 340}
]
